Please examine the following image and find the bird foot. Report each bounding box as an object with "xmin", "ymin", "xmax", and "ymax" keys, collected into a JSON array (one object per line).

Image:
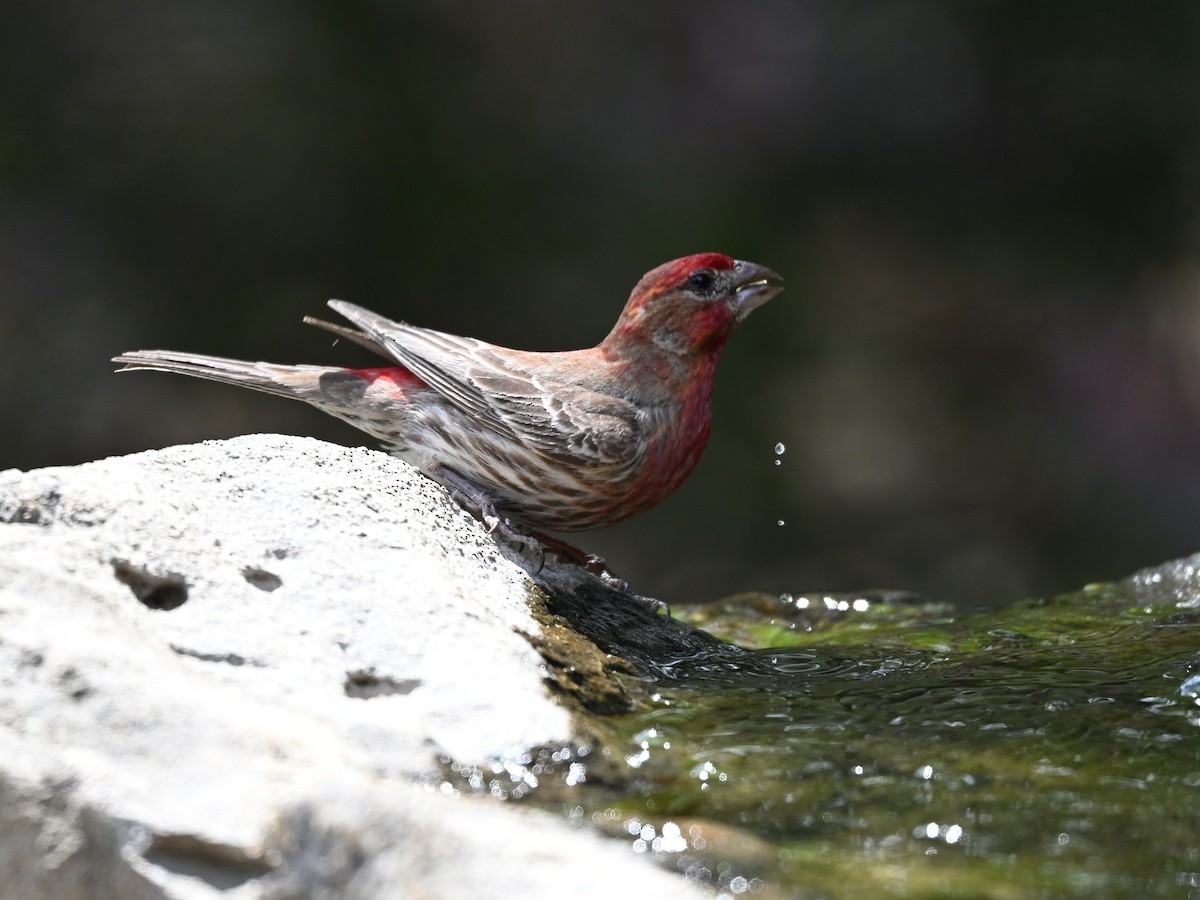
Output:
[
  {"xmin": 494, "ymin": 519, "xmax": 546, "ymax": 575},
  {"xmin": 478, "ymin": 505, "xmax": 547, "ymax": 574},
  {"xmin": 539, "ymin": 541, "xmax": 670, "ymax": 617},
  {"xmin": 435, "ymin": 466, "xmax": 666, "ymax": 614},
  {"xmin": 437, "ymin": 467, "xmax": 545, "ymax": 571}
]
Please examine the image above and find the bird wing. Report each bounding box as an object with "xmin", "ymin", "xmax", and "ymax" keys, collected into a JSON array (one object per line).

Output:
[
  {"xmin": 328, "ymin": 300, "xmax": 640, "ymax": 467},
  {"xmin": 469, "ymin": 366, "xmax": 643, "ymax": 467},
  {"xmin": 303, "ymin": 315, "xmax": 393, "ymax": 358}
]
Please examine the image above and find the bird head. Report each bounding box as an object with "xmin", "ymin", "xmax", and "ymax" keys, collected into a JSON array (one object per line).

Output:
[{"xmin": 606, "ymin": 253, "xmax": 784, "ymax": 358}]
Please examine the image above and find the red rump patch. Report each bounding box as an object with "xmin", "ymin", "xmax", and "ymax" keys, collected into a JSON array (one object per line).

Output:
[{"xmin": 348, "ymin": 366, "xmax": 423, "ymax": 390}]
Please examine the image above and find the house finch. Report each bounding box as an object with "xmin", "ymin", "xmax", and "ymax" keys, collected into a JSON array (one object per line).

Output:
[{"xmin": 114, "ymin": 253, "xmax": 783, "ymax": 541}]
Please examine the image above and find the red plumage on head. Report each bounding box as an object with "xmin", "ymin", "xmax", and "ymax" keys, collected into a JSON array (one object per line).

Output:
[{"xmin": 649, "ymin": 253, "xmax": 736, "ymax": 288}]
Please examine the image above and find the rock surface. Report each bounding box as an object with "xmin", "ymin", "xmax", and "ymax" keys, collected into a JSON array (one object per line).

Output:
[{"xmin": 0, "ymin": 435, "xmax": 705, "ymax": 900}]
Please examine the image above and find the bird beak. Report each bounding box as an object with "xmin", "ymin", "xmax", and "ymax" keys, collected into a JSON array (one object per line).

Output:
[{"xmin": 731, "ymin": 260, "xmax": 785, "ymax": 320}]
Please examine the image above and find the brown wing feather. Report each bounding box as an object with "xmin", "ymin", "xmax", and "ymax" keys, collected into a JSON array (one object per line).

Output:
[
  {"xmin": 327, "ymin": 300, "xmax": 641, "ymax": 467},
  {"xmin": 302, "ymin": 314, "xmax": 393, "ymax": 358}
]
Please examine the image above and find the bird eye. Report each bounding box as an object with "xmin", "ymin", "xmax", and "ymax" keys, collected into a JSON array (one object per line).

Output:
[{"xmin": 687, "ymin": 270, "xmax": 716, "ymax": 292}]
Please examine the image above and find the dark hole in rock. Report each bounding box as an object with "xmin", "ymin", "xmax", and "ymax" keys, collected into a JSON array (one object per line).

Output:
[
  {"xmin": 241, "ymin": 566, "xmax": 282, "ymax": 592},
  {"xmin": 112, "ymin": 559, "xmax": 189, "ymax": 610},
  {"xmin": 58, "ymin": 666, "xmax": 91, "ymax": 701},
  {"xmin": 170, "ymin": 644, "xmax": 263, "ymax": 667},
  {"xmin": 143, "ymin": 833, "xmax": 276, "ymax": 890},
  {"xmin": 344, "ymin": 669, "xmax": 421, "ymax": 699}
]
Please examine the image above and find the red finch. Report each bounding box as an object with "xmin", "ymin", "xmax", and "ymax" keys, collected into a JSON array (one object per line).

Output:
[{"xmin": 114, "ymin": 253, "xmax": 783, "ymax": 538}]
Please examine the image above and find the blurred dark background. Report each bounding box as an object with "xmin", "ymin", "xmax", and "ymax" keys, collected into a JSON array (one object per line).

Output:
[{"xmin": 3, "ymin": 2, "xmax": 1200, "ymax": 607}]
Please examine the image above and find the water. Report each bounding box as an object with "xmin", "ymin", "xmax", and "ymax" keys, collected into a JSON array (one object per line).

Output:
[{"xmin": 471, "ymin": 559, "xmax": 1200, "ymax": 897}]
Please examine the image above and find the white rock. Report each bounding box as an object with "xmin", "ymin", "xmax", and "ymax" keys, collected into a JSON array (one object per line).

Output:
[{"xmin": 0, "ymin": 435, "xmax": 703, "ymax": 900}]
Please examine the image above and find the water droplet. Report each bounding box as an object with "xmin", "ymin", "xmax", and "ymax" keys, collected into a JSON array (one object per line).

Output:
[
  {"xmin": 777, "ymin": 519, "xmax": 785, "ymax": 527},
  {"xmin": 1181, "ymin": 674, "xmax": 1200, "ymax": 699},
  {"xmin": 773, "ymin": 459, "xmax": 782, "ymax": 466},
  {"xmin": 774, "ymin": 442, "xmax": 786, "ymax": 455}
]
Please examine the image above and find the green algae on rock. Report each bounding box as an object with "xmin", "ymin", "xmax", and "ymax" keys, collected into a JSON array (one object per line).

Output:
[{"xmin": 519, "ymin": 555, "xmax": 1200, "ymax": 898}]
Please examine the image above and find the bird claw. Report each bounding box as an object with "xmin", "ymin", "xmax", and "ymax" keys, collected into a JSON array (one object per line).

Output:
[
  {"xmin": 633, "ymin": 593, "xmax": 671, "ymax": 617},
  {"xmin": 439, "ymin": 467, "xmax": 511, "ymax": 540},
  {"xmin": 482, "ymin": 512, "xmax": 546, "ymax": 573},
  {"xmin": 433, "ymin": 466, "xmax": 663, "ymax": 610},
  {"xmin": 594, "ymin": 564, "xmax": 629, "ymax": 594},
  {"xmin": 510, "ymin": 529, "xmax": 546, "ymax": 574},
  {"xmin": 576, "ymin": 551, "xmax": 669, "ymax": 616}
]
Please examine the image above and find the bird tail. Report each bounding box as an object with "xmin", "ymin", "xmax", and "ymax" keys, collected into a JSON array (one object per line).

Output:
[{"xmin": 112, "ymin": 350, "xmax": 340, "ymax": 403}]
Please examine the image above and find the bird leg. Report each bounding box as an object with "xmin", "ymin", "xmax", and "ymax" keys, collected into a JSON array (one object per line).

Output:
[
  {"xmin": 434, "ymin": 467, "xmax": 546, "ymax": 572},
  {"xmin": 523, "ymin": 533, "xmax": 620, "ymax": 585},
  {"xmin": 433, "ymin": 467, "xmax": 667, "ymax": 614},
  {"xmin": 523, "ymin": 531, "xmax": 669, "ymax": 616}
]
